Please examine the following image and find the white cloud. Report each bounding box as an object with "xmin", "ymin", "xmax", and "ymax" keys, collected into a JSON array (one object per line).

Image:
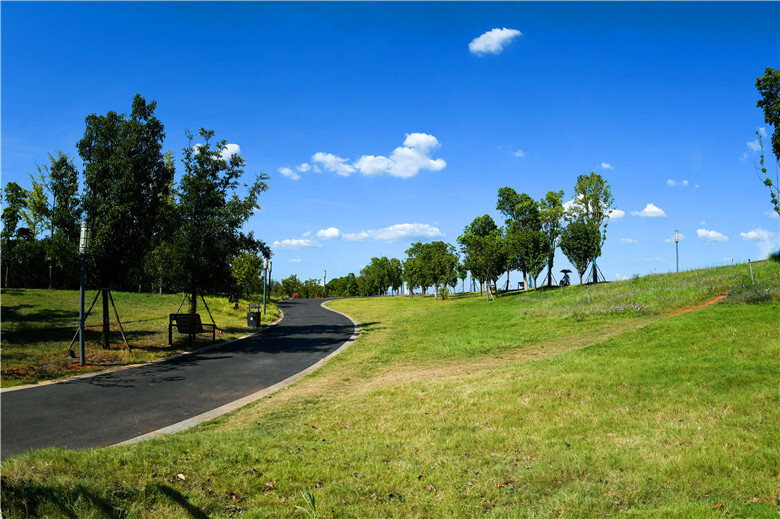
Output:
[
  {"xmin": 616, "ymin": 274, "xmax": 629, "ymax": 281},
  {"xmin": 290, "ymin": 259, "xmax": 302, "ymax": 263},
  {"xmin": 469, "ymin": 28, "xmax": 522, "ymax": 56},
  {"xmin": 193, "ymin": 143, "xmax": 241, "ymax": 162},
  {"xmin": 316, "ymin": 227, "xmax": 341, "ymax": 240},
  {"xmin": 664, "ymin": 232, "xmax": 686, "ymax": 243},
  {"xmin": 631, "ymin": 203, "xmax": 667, "ymax": 218},
  {"xmin": 608, "ymin": 209, "xmax": 626, "ymax": 221},
  {"xmin": 759, "ymin": 127, "xmax": 767, "ymax": 137},
  {"xmin": 740, "ymin": 228, "xmax": 777, "ymax": 258},
  {"xmin": 697, "ymin": 228, "xmax": 729, "ymax": 244},
  {"xmin": 278, "ymin": 167, "xmax": 301, "ymax": 181},
  {"xmin": 311, "ymin": 152, "xmax": 356, "ymax": 177},
  {"xmin": 620, "ymin": 238, "xmax": 638, "ymax": 244},
  {"xmin": 682, "ymin": 180, "xmax": 689, "ymax": 186},
  {"xmin": 297, "ymin": 163, "xmax": 312, "ymax": 173},
  {"xmin": 514, "ymin": 149, "xmax": 525, "ymax": 157},
  {"xmin": 667, "ymin": 179, "xmax": 676, "ymax": 187},
  {"xmin": 271, "ymin": 238, "xmax": 322, "ymax": 249},
  {"xmin": 312, "ymin": 133, "xmax": 446, "ymax": 179},
  {"xmin": 767, "ymin": 211, "xmax": 780, "ymax": 219},
  {"xmin": 740, "ymin": 228, "xmax": 771, "ymax": 242},
  {"xmin": 339, "ymin": 223, "xmax": 445, "ymax": 243},
  {"xmin": 741, "ymin": 152, "xmax": 750, "ymax": 162},
  {"xmin": 601, "ymin": 162, "xmax": 613, "ymax": 170},
  {"xmin": 747, "ymin": 139, "xmax": 761, "ymax": 152}
]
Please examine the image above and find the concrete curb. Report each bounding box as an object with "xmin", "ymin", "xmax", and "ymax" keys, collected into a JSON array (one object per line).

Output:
[
  {"xmin": 1, "ymin": 311, "xmax": 285, "ymax": 394},
  {"xmin": 112, "ymin": 300, "xmax": 360, "ymax": 447}
]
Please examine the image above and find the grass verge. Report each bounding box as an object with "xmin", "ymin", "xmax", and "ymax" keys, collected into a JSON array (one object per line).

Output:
[
  {"xmin": 1, "ymin": 289, "xmax": 281, "ymax": 388},
  {"xmin": 1, "ymin": 260, "xmax": 778, "ymax": 517}
]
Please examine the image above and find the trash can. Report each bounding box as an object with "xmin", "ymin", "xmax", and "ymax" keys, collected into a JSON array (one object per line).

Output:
[{"xmin": 247, "ymin": 305, "xmax": 261, "ymax": 328}]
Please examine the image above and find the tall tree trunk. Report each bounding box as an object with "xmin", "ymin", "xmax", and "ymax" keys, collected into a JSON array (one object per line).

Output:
[
  {"xmin": 190, "ymin": 286, "xmax": 198, "ymax": 314},
  {"xmin": 523, "ymin": 271, "xmax": 528, "ymax": 291},
  {"xmin": 547, "ymin": 263, "xmax": 553, "ymax": 287},
  {"xmin": 101, "ymin": 289, "xmax": 110, "ymax": 350},
  {"xmin": 434, "ymin": 283, "xmax": 439, "ymax": 301},
  {"xmin": 592, "ymin": 258, "xmax": 598, "ymax": 284}
]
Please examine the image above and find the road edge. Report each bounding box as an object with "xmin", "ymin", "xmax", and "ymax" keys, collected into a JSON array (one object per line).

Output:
[{"xmin": 111, "ymin": 300, "xmax": 360, "ymax": 447}]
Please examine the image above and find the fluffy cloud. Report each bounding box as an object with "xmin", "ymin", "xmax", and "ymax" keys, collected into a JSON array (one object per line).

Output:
[
  {"xmin": 601, "ymin": 162, "xmax": 613, "ymax": 170},
  {"xmin": 316, "ymin": 227, "xmax": 341, "ymax": 240},
  {"xmin": 311, "ymin": 152, "xmax": 356, "ymax": 177},
  {"xmin": 620, "ymin": 238, "xmax": 638, "ymax": 244},
  {"xmin": 469, "ymin": 28, "xmax": 522, "ymax": 56},
  {"xmin": 608, "ymin": 209, "xmax": 626, "ymax": 220},
  {"xmin": 271, "ymin": 238, "xmax": 322, "ymax": 249},
  {"xmin": 320, "ymin": 223, "xmax": 444, "ymax": 243},
  {"xmin": 697, "ymin": 228, "xmax": 729, "ymax": 243},
  {"xmin": 290, "ymin": 259, "xmax": 302, "ymax": 263},
  {"xmin": 767, "ymin": 211, "xmax": 780, "ymax": 219},
  {"xmin": 740, "ymin": 228, "xmax": 771, "ymax": 242},
  {"xmin": 514, "ymin": 149, "xmax": 525, "ymax": 158},
  {"xmin": 297, "ymin": 163, "xmax": 312, "ymax": 173},
  {"xmin": 193, "ymin": 143, "xmax": 241, "ymax": 162},
  {"xmin": 278, "ymin": 167, "xmax": 301, "ymax": 181},
  {"xmin": 313, "ymin": 133, "xmax": 446, "ymax": 179},
  {"xmin": 631, "ymin": 203, "xmax": 667, "ymax": 218},
  {"xmin": 667, "ymin": 179, "xmax": 689, "ymax": 187}
]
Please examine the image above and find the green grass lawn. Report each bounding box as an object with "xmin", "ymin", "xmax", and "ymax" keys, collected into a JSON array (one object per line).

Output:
[
  {"xmin": 1, "ymin": 261, "xmax": 778, "ymax": 517},
  {"xmin": 0, "ymin": 289, "xmax": 281, "ymax": 387}
]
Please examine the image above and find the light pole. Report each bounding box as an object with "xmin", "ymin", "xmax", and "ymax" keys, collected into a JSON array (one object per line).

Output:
[
  {"xmin": 262, "ymin": 258, "xmax": 268, "ymax": 316},
  {"xmin": 675, "ymin": 230, "xmax": 679, "ymax": 273},
  {"xmin": 78, "ymin": 219, "xmax": 91, "ymax": 366}
]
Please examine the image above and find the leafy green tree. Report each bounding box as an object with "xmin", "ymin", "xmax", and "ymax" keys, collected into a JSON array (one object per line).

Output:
[
  {"xmin": 346, "ymin": 273, "xmax": 359, "ymax": 296},
  {"xmin": 755, "ymin": 68, "xmax": 780, "ymax": 217},
  {"xmin": 497, "ymin": 188, "xmax": 544, "ymax": 290},
  {"xmin": 507, "ymin": 222, "xmax": 549, "ymax": 290},
  {"xmin": 540, "ymin": 190, "xmax": 565, "ymax": 287},
  {"xmin": 232, "ymin": 252, "xmax": 264, "ymax": 297},
  {"xmin": 458, "ymin": 215, "xmax": 507, "ymax": 301},
  {"xmin": 281, "ymin": 274, "xmax": 303, "ymax": 298},
  {"xmin": 1, "ymin": 182, "xmax": 29, "ymax": 287},
  {"xmin": 173, "ymin": 127, "xmax": 269, "ymax": 313},
  {"xmin": 567, "ymin": 172, "xmax": 614, "ymax": 283},
  {"xmin": 78, "ymin": 95, "xmax": 174, "ymax": 346},
  {"xmin": 560, "ymin": 220, "xmax": 600, "ymax": 285},
  {"xmin": 455, "ymin": 263, "xmax": 468, "ymax": 293},
  {"xmin": 388, "ymin": 258, "xmax": 404, "ymax": 295},
  {"xmin": 756, "ymin": 67, "xmax": 780, "ymax": 162}
]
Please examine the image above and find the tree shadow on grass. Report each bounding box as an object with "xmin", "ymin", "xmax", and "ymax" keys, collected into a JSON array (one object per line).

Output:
[{"xmin": 1, "ymin": 477, "xmax": 209, "ymax": 519}]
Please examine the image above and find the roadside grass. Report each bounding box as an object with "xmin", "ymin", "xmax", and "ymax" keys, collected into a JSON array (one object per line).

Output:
[
  {"xmin": 0, "ymin": 289, "xmax": 281, "ymax": 388},
  {"xmin": 1, "ymin": 260, "xmax": 778, "ymax": 517}
]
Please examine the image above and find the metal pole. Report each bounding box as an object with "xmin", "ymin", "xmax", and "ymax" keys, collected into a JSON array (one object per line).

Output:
[
  {"xmin": 79, "ymin": 254, "xmax": 86, "ymax": 366},
  {"xmin": 262, "ymin": 260, "xmax": 268, "ymax": 316},
  {"xmin": 676, "ymin": 241, "xmax": 679, "ymax": 273}
]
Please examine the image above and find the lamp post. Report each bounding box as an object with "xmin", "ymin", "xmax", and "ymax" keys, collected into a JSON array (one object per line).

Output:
[
  {"xmin": 78, "ymin": 219, "xmax": 91, "ymax": 366},
  {"xmin": 674, "ymin": 230, "xmax": 679, "ymax": 273},
  {"xmin": 262, "ymin": 258, "xmax": 268, "ymax": 316}
]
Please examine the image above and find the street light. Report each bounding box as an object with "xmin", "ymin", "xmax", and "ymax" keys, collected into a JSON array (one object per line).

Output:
[
  {"xmin": 78, "ymin": 219, "xmax": 91, "ymax": 366},
  {"xmin": 675, "ymin": 230, "xmax": 679, "ymax": 273},
  {"xmin": 262, "ymin": 258, "xmax": 268, "ymax": 316}
]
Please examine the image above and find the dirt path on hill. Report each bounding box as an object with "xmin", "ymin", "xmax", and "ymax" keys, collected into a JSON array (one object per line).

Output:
[{"xmin": 667, "ymin": 295, "xmax": 726, "ymax": 316}]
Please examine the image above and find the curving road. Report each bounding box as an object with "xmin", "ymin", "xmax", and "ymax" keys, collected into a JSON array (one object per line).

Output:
[{"xmin": 1, "ymin": 298, "xmax": 356, "ymax": 460}]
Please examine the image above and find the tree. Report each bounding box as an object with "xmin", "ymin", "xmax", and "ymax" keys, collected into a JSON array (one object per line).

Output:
[
  {"xmin": 560, "ymin": 220, "xmax": 600, "ymax": 285},
  {"xmin": 455, "ymin": 263, "xmax": 468, "ymax": 293},
  {"xmin": 281, "ymin": 274, "xmax": 303, "ymax": 298},
  {"xmin": 539, "ymin": 190, "xmax": 565, "ymax": 287},
  {"xmin": 756, "ymin": 67, "xmax": 780, "ymax": 162},
  {"xmin": 458, "ymin": 215, "xmax": 507, "ymax": 301},
  {"xmin": 755, "ymin": 67, "xmax": 780, "ymax": 217},
  {"xmin": 173, "ymin": 127, "xmax": 270, "ymax": 314},
  {"xmin": 232, "ymin": 252, "xmax": 264, "ymax": 298},
  {"xmin": 567, "ymin": 172, "xmax": 614, "ymax": 283},
  {"xmin": 1, "ymin": 182, "xmax": 29, "ymax": 287},
  {"xmin": 497, "ymin": 188, "xmax": 544, "ymax": 290},
  {"xmin": 78, "ymin": 95, "xmax": 174, "ymax": 347},
  {"xmin": 404, "ymin": 241, "xmax": 458, "ymax": 300},
  {"xmin": 506, "ymin": 222, "xmax": 549, "ymax": 290}
]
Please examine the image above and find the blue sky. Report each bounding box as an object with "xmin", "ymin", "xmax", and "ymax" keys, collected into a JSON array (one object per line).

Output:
[{"xmin": 2, "ymin": 2, "xmax": 779, "ymax": 286}]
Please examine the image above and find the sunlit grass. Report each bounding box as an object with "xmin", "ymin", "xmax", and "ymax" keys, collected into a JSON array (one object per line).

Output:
[{"xmin": 1, "ymin": 260, "xmax": 778, "ymax": 517}]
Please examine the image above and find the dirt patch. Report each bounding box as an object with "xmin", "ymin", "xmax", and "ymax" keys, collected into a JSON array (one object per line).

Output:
[{"xmin": 668, "ymin": 295, "xmax": 725, "ymax": 316}]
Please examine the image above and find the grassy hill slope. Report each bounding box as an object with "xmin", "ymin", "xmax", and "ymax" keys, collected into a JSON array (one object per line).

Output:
[{"xmin": 2, "ymin": 261, "xmax": 778, "ymax": 517}]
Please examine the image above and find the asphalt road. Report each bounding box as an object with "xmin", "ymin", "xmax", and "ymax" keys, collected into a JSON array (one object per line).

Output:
[{"xmin": 0, "ymin": 298, "xmax": 355, "ymax": 460}]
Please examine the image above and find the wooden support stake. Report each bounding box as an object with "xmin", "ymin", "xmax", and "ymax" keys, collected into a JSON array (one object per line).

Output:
[
  {"xmin": 108, "ymin": 290, "xmax": 131, "ymax": 351},
  {"xmin": 200, "ymin": 294, "xmax": 217, "ymax": 328}
]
